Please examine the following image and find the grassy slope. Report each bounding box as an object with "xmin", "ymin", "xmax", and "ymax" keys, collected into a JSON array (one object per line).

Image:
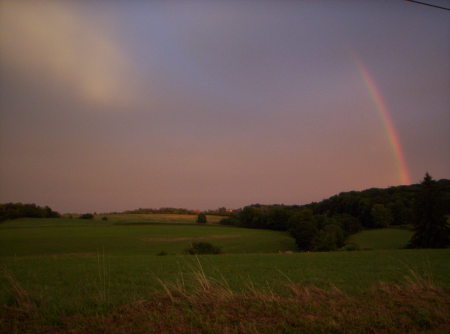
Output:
[
  {"xmin": 1, "ymin": 217, "xmax": 449, "ymax": 325},
  {"xmin": 1, "ymin": 250, "xmax": 449, "ymax": 315},
  {"xmin": 4, "ymin": 277, "xmax": 450, "ymax": 334},
  {"xmin": 349, "ymin": 228, "xmax": 413, "ymax": 249},
  {"xmin": 0, "ymin": 217, "xmax": 296, "ymax": 256}
]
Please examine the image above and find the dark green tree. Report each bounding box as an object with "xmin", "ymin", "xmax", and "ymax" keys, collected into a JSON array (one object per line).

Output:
[
  {"xmin": 197, "ymin": 212, "xmax": 207, "ymax": 224},
  {"xmin": 371, "ymin": 204, "xmax": 393, "ymax": 228},
  {"xmin": 313, "ymin": 224, "xmax": 345, "ymax": 251},
  {"xmin": 288, "ymin": 209, "xmax": 319, "ymax": 251},
  {"xmin": 266, "ymin": 207, "xmax": 290, "ymax": 230},
  {"xmin": 409, "ymin": 173, "xmax": 449, "ymax": 248},
  {"xmin": 0, "ymin": 203, "xmax": 60, "ymax": 222},
  {"xmin": 333, "ymin": 214, "xmax": 362, "ymax": 236},
  {"xmin": 387, "ymin": 199, "xmax": 410, "ymax": 225}
]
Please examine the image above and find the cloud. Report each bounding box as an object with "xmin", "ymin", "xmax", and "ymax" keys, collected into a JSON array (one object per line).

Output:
[{"xmin": 0, "ymin": 0, "xmax": 132, "ymax": 107}]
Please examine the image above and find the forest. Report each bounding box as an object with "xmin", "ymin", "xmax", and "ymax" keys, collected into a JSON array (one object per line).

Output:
[{"xmin": 220, "ymin": 177, "xmax": 450, "ymax": 250}]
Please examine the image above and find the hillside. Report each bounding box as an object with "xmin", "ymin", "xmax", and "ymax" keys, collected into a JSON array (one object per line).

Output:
[
  {"xmin": 221, "ymin": 178, "xmax": 449, "ymax": 231},
  {"xmin": 348, "ymin": 228, "xmax": 413, "ymax": 250}
]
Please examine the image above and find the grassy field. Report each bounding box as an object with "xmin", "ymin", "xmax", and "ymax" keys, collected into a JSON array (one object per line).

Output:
[
  {"xmin": 349, "ymin": 227, "xmax": 414, "ymax": 249},
  {"xmin": 1, "ymin": 216, "xmax": 449, "ymax": 333},
  {"xmin": 0, "ymin": 217, "xmax": 296, "ymax": 256}
]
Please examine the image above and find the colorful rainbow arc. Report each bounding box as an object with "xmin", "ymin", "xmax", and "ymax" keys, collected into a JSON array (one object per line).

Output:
[{"xmin": 353, "ymin": 57, "xmax": 411, "ymax": 185}]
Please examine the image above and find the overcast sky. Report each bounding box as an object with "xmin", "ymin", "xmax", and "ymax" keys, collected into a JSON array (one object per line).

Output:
[{"xmin": 0, "ymin": 0, "xmax": 449, "ymax": 213}]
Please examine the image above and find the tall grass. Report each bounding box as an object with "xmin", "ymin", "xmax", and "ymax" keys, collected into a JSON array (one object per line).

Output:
[
  {"xmin": 2, "ymin": 266, "xmax": 449, "ymax": 334},
  {"xmin": 95, "ymin": 248, "xmax": 110, "ymax": 309}
]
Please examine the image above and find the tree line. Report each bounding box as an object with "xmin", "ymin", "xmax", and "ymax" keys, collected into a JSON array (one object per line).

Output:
[
  {"xmin": 122, "ymin": 207, "xmax": 199, "ymax": 215},
  {"xmin": 1, "ymin": 175, "xmax": 447, "ymax": 250},
  {"xmin": 0, "ymin": 203, "xmax": 60, "ymax": 222},
  {"xmin": 220, "ymin": 175, "xmax": 450, "ymax": 250},
  {"xmin": 119, "ymin": 207, "xmax": 233, "ymax": 216}
]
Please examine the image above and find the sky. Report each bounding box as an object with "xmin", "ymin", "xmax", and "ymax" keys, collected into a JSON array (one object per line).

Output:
[{"xmin": 0, "ymin": 0, "xmax": 449, "ymax": 213}]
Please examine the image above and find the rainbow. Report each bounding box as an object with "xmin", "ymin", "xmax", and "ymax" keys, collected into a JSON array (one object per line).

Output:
[{"xmin": 353, "ymin": 56, "xmax": 411, "ymax": 185}]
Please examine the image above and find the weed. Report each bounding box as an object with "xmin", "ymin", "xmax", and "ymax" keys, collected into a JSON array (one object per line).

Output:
[
  {"xmin": 95, "ymin": 249, "xmax": 110, "ymax": 309},
  {"xmin": 2, "ymin": 271, "xmax": 36, "ymax": 312}
]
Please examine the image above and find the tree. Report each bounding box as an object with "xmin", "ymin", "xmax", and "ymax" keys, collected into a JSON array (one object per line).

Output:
[
  {"xmin": 387, "ymin": 199, "xmax": 410, "ymax": 225},
  {"xmin": 219, "ymin": 216, "xmax": 240, "ymax": 226},
  {"xmin": 288, "ymin": 209, "xmax": 319, "ymax": 251},
  {"xmin": 409, "ymin": 173, "xmax": 449, "ymax": 248},
  {"xmin": 313, "ymin": 224, "xmax": 345, "ymax": 251},
  {"xmin": 266, "ymin": 208, "xmax": 290, "ymax": 230},
  {"xmin": 0, "ymin": 203, "xmax": 60, "ymax": 222},
  {"xmin": 333, "ymin": 214, "xmax": 362, "ymax": 236},
  {"xmin": 197, "ymin": 213, "xmax": 207, "ymax": 224},
  {"xmin": 371, "ymin": 204, "xmax": 393, "ymax": 228}
]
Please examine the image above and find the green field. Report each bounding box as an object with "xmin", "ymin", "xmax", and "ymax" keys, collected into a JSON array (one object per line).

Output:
[
  {"xmin": 1, "ymin": 216, "xmax": 449, "ymax": 331},
  {"xmin": 349, "ymin": 227, "xmax": 414, "ymax": 249},
  {"xmin": 0, "ymin": 217, "xmax": 296, "ymax": 256}
]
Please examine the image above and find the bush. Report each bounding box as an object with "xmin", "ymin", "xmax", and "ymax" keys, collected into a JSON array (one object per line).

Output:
[
  {"xmin": 185, "ymin": 242, "xmax": 221, "ymax": 255},
  {"xmin": 79, "ymin": 213, "xmax": 94, "ymax": 220},
  {"xmin": 101, "ymin": 216, "xmax": 108, "ymax": 221},
  {"xmin": 341, "ymin": 242, "xmax": 360, "ymax": 251},
  {"xmin": 219, "ymin": 216, "xmax": 240, "ymax": 226},
  {"xmin": 197, "ymin": 213, "xmax": 207, "ymax": 224}
]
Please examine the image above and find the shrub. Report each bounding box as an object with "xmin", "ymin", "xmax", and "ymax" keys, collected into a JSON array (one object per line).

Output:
[
  {"xmin": 197, "ymin": 213, "xmax": 207, "ymax": 224},
  {"xmin": 185, "ymin": 242, "xmax": 221, "ymax": 255},
  {"xmin": 101, "ymin": 216, "xmax": 108, "ymax": 221},
  {"xmin": 342, "ymin": 242, "xmax": 360, "ymax": 251},
  {"xmin": 219, "ymin": 216, "xmax": 240, "ymax": 226},
  {"xmin": 79, "ymin": 213, "xmax": 94, "ymax": 220}
]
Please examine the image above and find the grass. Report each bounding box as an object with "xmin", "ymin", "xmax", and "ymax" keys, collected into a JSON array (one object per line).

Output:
[
  {"xmin": 0, "ymin": 218, "xmax": 296, "ymax": 256},
  {"xmin": 349, "ymin": 227, "xmax": 414, "ymax": 249},
  {"xmin": 1, "ymin": 217, "xmax": 449, "ymax": 333},
  {"xmin": 2, "ymin": 267, "xmax": 449, "ymax": 334},
  {"xmin": 1, "ymin": 249, "xmax": 449, "ymax": 318}
]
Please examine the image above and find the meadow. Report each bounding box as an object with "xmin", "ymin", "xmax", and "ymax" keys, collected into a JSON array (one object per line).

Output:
[
  {"xmin": 0, "ymin": 217, "xmax": 297, "ymax": 257},
  {"xmin": 349, "ymin": 227, "xmax": 413, "ymax": 249},
  {"xmin": 1, "ymin": 215, "xmax": 449, "ymax": 333}
]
